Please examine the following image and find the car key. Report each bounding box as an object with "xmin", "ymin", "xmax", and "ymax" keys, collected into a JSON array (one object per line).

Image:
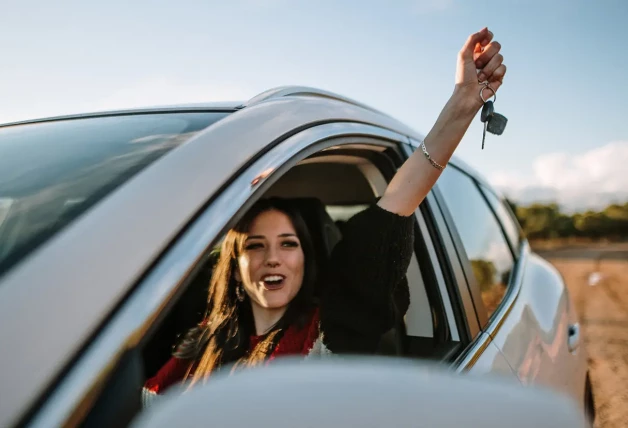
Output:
[
  {"xmin": 487, "ymin": 112, "xmax": 507, "ymax": 136},
  {"xmin": 481, "ymin": 100, "xmax": 494, "ymax": 123},
  {"xmin": 480, "ymin": 101, "xmax": 494, "ymax": 150}
]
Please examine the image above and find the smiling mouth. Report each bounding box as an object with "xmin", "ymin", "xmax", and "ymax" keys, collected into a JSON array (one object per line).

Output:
[{"xmin": 261, "ymin": 274, "xmax": 286, "ymax": 290}]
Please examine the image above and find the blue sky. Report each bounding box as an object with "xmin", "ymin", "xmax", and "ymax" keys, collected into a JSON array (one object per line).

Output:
[{"xmin": 2, "ymin": 0, "xmax": 627, "ymax": 211}]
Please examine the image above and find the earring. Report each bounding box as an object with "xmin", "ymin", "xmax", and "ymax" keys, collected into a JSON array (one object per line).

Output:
[{"xmin": 235, "ymin": 282, "xmax": 245, "ymax": 302}]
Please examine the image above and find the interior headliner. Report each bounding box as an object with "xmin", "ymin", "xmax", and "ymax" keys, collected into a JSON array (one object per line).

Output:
[{"xmin": 264, "ymin": 155, "xmax": 379, "ymax": 205}]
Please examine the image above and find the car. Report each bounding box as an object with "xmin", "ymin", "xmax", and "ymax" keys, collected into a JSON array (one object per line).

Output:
[
  {"xmin": 0, "ymin": 86, "xmax": 593, "ymax": 427},
  {"xmin": 132, "ymin": 357, "xmax": 590, "ymax": 428}
]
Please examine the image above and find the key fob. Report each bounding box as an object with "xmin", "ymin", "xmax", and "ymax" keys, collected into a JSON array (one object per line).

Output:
[
  {"xmin": 487, "ymin": 113, "xmax": 507, "ymax": 135},
  {"xmin": 480, "ymin": 101, "xmax": 494, "ymax": 123}
]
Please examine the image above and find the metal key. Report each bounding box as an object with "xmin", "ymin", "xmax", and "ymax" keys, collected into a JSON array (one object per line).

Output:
[
  {"xmin": 487, "ymin": 112, "xmax": 508, "ymax": 136},
  {"xmin": 481, "ymin": 100, "xmax": 494, "ymax": 123},
  {"xmin": 480, "ymin": 101, "xmax": 494, "ymax": 149}
]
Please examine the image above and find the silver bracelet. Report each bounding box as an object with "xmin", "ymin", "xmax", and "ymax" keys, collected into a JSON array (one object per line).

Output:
[{"xmin": 421, "ymin": 141, "xmax": 446, "ymax": 171}]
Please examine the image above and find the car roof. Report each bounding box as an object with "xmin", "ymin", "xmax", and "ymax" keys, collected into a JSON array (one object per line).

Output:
[
  {"xmin": 0, "ymin": 85, "xmax": 494, "ymax": 190},
  {"xmin": 0, "ymin": 101, "xmax": 242, "ymax": 128}
]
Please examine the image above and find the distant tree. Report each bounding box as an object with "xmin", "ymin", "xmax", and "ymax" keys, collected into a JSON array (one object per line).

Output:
[
  {"xmin": 470, "ymin": 259, "xmax": 497, "ymax": 292},
  {"xmin": 551, "ymin": 214, "xmax": 572, "ymax": 237},
  {"xmin": 519, "ymin": 203, "xmax": 561, "ymax": 239},
  {"xmin": 498, "ymin": 200, "xmax": 627, "ymax": 241},
  {"xmin": 574, "ymin": 211, "xmax": 613, "ymax": 239},
  {"xmin": 602, "ymin": 204, "xmax": 628, "ymax": 237}
]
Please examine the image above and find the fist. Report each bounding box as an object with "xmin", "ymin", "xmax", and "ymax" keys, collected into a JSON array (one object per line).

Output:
[{"xmin": 456, "ymin": 27, "xmax": 507, "ymax": 109}]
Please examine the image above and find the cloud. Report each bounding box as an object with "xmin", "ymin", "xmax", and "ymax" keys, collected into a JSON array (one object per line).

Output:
[{"xmin": 489, "ymin": 141, "xmax": 628, "ymax": 212}]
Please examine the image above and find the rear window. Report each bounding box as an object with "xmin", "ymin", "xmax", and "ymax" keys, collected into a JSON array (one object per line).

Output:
[{"xmin": 0, "ymin": 112, "xmax": 228, "ymax": 277}]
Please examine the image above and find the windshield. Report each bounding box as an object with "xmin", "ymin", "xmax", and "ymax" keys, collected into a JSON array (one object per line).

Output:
[{"xmin": 0, "ymin": 112, "xmax": 228, "ymax": 277}]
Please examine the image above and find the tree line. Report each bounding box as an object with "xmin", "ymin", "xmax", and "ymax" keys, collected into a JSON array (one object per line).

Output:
[{"xmin": 505, "ymin": 200, "xmax": 628, "ymax": 241}]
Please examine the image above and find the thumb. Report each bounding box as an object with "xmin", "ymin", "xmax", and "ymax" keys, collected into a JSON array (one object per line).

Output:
[{"xmin": 460, "ymin": 27, "xmax": 491, "ymax": 61}]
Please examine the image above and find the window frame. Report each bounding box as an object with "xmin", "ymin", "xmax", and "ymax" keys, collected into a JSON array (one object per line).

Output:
[
  {"xmin": 478, "ymin": 183, "xmax": 523, "ymax": 259},
  {"xmin": 29, "ymin": 122, "xmax": 457, "ymax": 426},
  {"xmin": 431, "ymin": 164, "xmax": 529, "ymax": 337}
]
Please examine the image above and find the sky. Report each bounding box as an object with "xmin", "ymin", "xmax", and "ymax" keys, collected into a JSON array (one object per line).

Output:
[{"xmin": 2, "ymin": 0, "xmax": 627, "ymax": 212}]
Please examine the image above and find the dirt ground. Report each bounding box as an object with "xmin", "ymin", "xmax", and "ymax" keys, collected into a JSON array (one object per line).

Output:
[{"xmin": 538, "ymin": 244, "xmax": 628, "ymax": 428}]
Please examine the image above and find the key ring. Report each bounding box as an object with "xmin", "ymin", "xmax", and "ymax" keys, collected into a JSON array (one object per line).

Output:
[{"xmin": 479, "ymin": 82, "xmax": 496, "ymax": 103}]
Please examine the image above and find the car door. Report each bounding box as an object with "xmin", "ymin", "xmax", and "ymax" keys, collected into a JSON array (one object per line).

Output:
[
  {"xmin": 477, "ymin": 185, "xmax": 588, "ymax": 403},
  {"xmin": 402, "ymin": 139, "xmax": 520, "ymax": 381},
  {"xmin": 429, "ymin": 160, "xmax": 587, "ymax": 403}
]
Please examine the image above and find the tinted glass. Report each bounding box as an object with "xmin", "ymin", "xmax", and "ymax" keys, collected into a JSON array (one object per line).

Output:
[
  {"xmin": 437, "ymin": 166, "xmax": 514, "ymax": 319},
  {"xmin": 0, "ymin": 112, "xmax": 227, "ymax": 277},
  {"xmin": 480, "ymin": 185, "xmax": 521, "ymax": 256}
]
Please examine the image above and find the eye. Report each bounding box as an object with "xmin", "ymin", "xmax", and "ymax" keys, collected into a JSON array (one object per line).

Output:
[
  {"xmin": 245, "ymin": 242, "xmax": 264, "ymax": 250},
  {"xmin": 281, "ymin": 240, "xmax": 300, "ymax": 248}
]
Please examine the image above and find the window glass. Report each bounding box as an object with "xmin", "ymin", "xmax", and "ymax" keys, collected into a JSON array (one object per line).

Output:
[
  {"xmin": 480, "ymin": 185, "xmax": 521, "ymax": 255},
  {"xmin": 437, "ymin": 167, "xmax": 514, "ymax": 319},
  {"xmin": 0, "ymin": 112, "xmax": 227, "ymax": 277}
]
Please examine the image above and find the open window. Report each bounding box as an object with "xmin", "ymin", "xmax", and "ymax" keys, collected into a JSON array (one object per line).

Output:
[{"xmin": 139, "ymin": 141, "xmax": 459, "ymax": 381}]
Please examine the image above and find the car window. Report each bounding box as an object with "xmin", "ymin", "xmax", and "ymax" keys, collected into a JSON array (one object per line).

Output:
[
  {"xmin": 0, "ymin": 112, "xmax": 227, "ymax": 277},
  {"xmin": 436, "ymin": 166, "xmax": 514, "ymax": 320},
  {"xmin": 479, "ymin": 184, "xmax": 521, "ymax": 256}
]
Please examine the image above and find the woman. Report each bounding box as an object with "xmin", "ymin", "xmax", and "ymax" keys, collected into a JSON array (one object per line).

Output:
[{"xmin": 143, "ymin": 27, "xmax": 507, "ymax": 404}]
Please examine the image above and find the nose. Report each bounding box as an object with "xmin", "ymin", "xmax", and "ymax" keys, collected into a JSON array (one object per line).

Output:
[{"xmin": 264, "ymin": 246, "xmax": 280, "ymax": 268}]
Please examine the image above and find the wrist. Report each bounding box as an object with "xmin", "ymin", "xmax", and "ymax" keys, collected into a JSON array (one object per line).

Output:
[{"xmin": 451, "ymin": 84, "xmax": 483, "ymax": 117}]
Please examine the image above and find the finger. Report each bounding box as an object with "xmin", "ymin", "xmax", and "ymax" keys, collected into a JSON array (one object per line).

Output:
[
  {"xmin": 460, "ymin": 27, "xmax": 491, "ymax": 60},
  {"xmin": 477, "ymin": 53, "xmax": 503, "ymax": 82},
  {"xmin": 473, "ymin": 31, "xmax": 494, "ymax": 61},
  {"xmin": 481, "ymin": 81, "xmax": 501, "ymax": 100},
  {"xmin": 474, "ymin": 41, "xmax": 502, "ymax": 70},
  {"xmin": 489, "ymin": 64, "xmax": 507, "ymax": 83}
]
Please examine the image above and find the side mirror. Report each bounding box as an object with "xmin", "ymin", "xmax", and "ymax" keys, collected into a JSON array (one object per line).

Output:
[{"xmin": 132, "ymin": 357, "xmax": 588, "ymax": 428}]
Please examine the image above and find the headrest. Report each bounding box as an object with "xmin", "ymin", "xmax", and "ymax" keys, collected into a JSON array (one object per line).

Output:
[{"xmin": 287, "ymin": 197, "xmax": 342, "ymax": 266}]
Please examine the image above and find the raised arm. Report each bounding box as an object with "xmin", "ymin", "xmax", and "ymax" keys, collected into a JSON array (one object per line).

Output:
[{"xmin": 378, "ymin": 27, "xmax": 507, "ymax": 216}]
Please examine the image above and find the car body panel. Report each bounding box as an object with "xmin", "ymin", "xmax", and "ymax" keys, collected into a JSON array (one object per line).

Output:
[
  {"xmin": 132, "ymin": 359, "xmax": 588, "ymax": 428},
  {"xmin": 490, "ymin": 251, "xmax": 588, "ymax": 405},
  {"xmin": 463, "ymin": 334, "xmax": 520, "ymax": 381}
]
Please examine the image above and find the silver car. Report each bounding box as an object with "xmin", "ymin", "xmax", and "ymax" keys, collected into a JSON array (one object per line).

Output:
[{"xmin": 0, "ymin": 86, "xmax": 593, "ymax": 427}]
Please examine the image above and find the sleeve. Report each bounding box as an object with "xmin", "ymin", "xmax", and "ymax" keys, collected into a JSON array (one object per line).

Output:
[
  {"xmin": 143, "ymin": 356, "xmax": 192, "ymax": 398},
  {"xmin": 319, "ymin": 203, "xmax": 414, "ymax": 354}
]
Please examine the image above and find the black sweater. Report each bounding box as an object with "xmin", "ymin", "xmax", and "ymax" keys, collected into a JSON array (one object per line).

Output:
[{"xmin": 320, "ymin": 203, "xmax": 415, "ymax": 354}]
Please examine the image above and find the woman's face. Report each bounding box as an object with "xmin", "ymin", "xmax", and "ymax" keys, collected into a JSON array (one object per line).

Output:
[{"xmin": 236, "ymin": 209, "xmax": 305, "ymax": 312}]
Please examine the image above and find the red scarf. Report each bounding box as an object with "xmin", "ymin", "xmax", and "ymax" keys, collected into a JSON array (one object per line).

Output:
[{"xmin": 144, "ymin": 308, "xmax": 320, "ymax": 395}]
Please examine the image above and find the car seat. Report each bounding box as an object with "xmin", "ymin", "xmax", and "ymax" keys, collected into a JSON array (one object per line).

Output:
[{"xmin": 288, "ymin": 197, "xmax": 343, "ymax": 283}]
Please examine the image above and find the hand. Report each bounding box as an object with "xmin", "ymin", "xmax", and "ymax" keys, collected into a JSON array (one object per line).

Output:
[
  {"xmin": 455, "ymin": 27, "xmax": 507, "ymax": 110},
  {"xmin": 380, "ymin": 30, "xmax": 505, "ymax": 215}
]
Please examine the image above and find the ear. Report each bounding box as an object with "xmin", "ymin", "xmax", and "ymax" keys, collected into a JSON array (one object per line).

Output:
[{"xmin": 234, "ymin": 267, "xmax": 242, "ymax": 282}]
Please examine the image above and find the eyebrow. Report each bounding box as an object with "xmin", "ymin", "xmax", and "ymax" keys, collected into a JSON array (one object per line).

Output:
[{"xmin": 245, "ymin": 233, "xmax": 297, "ymax": 241}]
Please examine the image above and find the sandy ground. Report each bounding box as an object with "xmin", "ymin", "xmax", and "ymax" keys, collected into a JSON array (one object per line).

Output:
[{"xmin": 538, "ymin": 244, "xmax": 628, "ymax": 428}]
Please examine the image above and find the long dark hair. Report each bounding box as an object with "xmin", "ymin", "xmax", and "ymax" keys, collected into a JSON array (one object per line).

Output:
[{"xmin": 174, "ymin": 198, "xmax": 318, "ymax": 385}]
